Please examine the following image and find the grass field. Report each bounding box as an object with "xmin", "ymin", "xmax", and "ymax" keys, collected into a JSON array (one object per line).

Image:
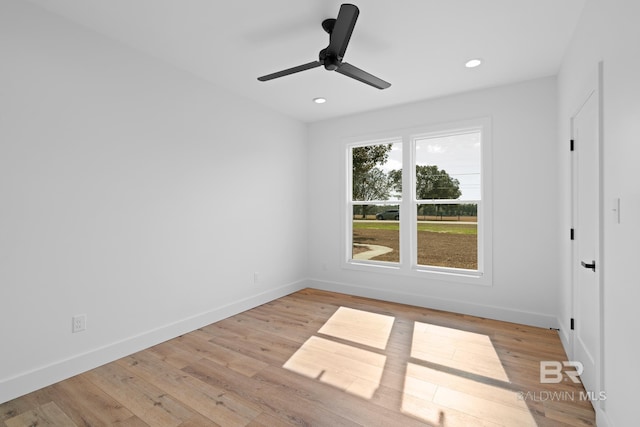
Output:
[
  {"xmin": 352, "ymin": 221, "xmax": 478, "ymax": 270},
  {"xmin": 354, "ymin": 215, "xmax": 478, "ymax": 222},
  {"xmin": 354, "ymin": 221, "xmax": 477, "ymax": 235}
]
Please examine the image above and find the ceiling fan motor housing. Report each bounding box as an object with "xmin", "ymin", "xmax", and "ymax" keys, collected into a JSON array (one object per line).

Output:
[{"xmin": 319, "ymin": 48, "xmax": 341, "ymax": 71}]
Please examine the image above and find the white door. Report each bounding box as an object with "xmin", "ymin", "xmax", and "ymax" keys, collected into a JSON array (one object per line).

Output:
[{"xmin": 572, "ymin": 87, "xmax": 600, "ymax": 397}]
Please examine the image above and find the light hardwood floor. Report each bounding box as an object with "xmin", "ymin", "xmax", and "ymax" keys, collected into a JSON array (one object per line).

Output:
[{"xmin": 1, "ymin": 289, "xmax": 595, "ymax": 426}]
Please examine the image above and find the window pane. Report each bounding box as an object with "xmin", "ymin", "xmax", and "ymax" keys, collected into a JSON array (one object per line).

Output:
[
  {"xmin": 352, "ymin": 205, "xmax": 400, "ymax": 263},
  {"xmin": 415, "ymin": 132, "xmax": 480, "ymax": 201},
  {"xmin": 417, "ymin": 204, "xmax": 477, "ymax": 270},
  {"xmin": 352, "ymin": 142, "xmax": 402, "ymax": 202}
]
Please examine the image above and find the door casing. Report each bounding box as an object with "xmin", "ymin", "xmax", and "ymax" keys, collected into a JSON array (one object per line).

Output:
[{"xmin": 570, "ymin": 61, "xmax": 604, "ymax": 405}]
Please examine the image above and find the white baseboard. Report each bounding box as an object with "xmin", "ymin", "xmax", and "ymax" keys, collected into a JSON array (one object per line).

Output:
[
  {"xmin": 307, "ymin": 278, "xmax": 559, "ymax": 329},
  {"xmin": 557, "ymin": 317, "xmax": 573, "ymax": 358},
  {"xmin": 0, "ymin": 280, "xmax": 306, "ymax": 404},
  {"xmin": 596, "ymin": 407, "xmax": 613, "ymax": 427}
]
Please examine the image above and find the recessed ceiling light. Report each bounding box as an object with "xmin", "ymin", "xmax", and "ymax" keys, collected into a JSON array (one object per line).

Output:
[
  {"xmin": 313, "ymin": 97, "xmax": 327, "ymax": 104},
  {"xmin": 465, "ymin": 59, "xmax": 482, "ymax": 68}
]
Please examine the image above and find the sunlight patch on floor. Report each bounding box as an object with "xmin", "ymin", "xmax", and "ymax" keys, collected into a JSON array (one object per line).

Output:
[
  {"xmin": 411, "ymin": 321, "xmax": 509, "ymax": 382},
  {"xmin": 283, "ymin": 309, "xmax": 537, "ymax": 425},
  {"xmin": 283, "ymin": 307, "xmax": 395, "ymax": 399},
  {"xmin": 402, "ymin": 363, "xmax": 536, "ymax": 427},
  {"xmin": 283, "ymin": 336, "xmax": 386, "ymax": 399},
  {"xmin": 402, "ymin": 322, "xmax": 537, "ymax": 426},
  {"xmin": 318, "ymin": 306, "xmax": 395, "ymax": 349}
]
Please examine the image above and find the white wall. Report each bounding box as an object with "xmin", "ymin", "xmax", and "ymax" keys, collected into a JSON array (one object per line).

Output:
[
  {"xmin": 5, "ymin": 1, "xmax": 637, "ymax": 423},
  {"xmin": 558, "ymin": 1, "xmax": 640, "ymax": 425},
  {"xmin": 0, "ymin": 0, "xmax": 308, "ymax": 403},
  {"xmin": 307, "ymin": 77, "xmax": 560, "ymax": 327}
]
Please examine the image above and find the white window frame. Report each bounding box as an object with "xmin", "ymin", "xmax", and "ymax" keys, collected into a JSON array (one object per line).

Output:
[
  {"xmin": 343, "ymin": 118, "xmax": 493, "ymax": 286},
  {"xmin": 347, "ymin": 137, "xmax": 404, "ymax": 268}
]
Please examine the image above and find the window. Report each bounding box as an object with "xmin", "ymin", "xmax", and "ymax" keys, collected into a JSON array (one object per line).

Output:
[
  {"xmin": 349, "ymin": 141, "xmax": 402, "ymax": 264},
  {"xmin": 345, "ymin": 119, "xmax": 492, "ymax": 284},
  {"xmin": 414, "ymin": 131, "xmax": 480, "ymax": 271}
]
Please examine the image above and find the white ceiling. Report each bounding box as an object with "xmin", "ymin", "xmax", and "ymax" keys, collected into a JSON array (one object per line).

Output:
[{"xmin": 27, "ymin": 0, "xmax": 585, "ymax": 123}]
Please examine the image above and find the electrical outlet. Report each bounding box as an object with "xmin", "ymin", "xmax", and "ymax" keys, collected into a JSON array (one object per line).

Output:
[
  {"xmin": 253, "ymin": 272, "xmax": 259, "ymax": 284},
  {"xmin": 72, "ymin": 314, "xmax": 86, "ymax": 333}
]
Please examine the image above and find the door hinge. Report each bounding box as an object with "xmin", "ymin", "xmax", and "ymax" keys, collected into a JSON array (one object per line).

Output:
[
  {"xmin": 570, "ymin": 228, "xmax": 575, "ymax": 240},
  {"xmin": 570, "ymin": 139, "xmax": 575, "ymax": 151},
  {"xmin": 570, "ymin": 318, "xmax": 575, "ymax": 330}
]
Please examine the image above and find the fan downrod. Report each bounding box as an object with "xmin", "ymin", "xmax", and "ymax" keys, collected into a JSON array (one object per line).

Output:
[{"xmin": 320, "ymin": 19, "xmax": 340, "ymax": 70}]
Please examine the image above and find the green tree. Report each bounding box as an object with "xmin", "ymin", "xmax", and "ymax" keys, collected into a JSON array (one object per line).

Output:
[
  {"xmin": 388, "ymin": 165, "xmax": 461, "ymax": 199},
  {"xmin": 417, "ymin": 165, "xmax": 461, "ymax": 217},
  {"xmin": 415, "ymin": 165, "xmax": 461, "ymax": 200},
  {"xmin": 352, "ymin": 144, "xmax": 393, "ymax": 182},
  {"xmin": 356, "ymin": 167, "xmax": 393, "ymax": 200},
  {"xmin": 390, "ymin": 165, "xmax": 462, "ymax": 217},
  {"xmin": 352, "ymin": 144, "xmax": 393, "ymax": 218},
  {"xmin": 388, "ymin": 169, "xmax": 402, "ymax": 195}
]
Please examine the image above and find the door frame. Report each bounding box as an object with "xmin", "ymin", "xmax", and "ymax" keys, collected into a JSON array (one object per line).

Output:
[{"xmin": 570, "ymin": 61, "xmax": 604, "ymax": 402}]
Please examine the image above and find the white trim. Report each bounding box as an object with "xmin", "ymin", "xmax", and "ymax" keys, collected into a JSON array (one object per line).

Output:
[
  {"xmin": 569, "ymin": 61, "xmax": 604, "ymax": 414},
  {"xmin": 343, "ymin": 117, "xmax": 493, "ymax": 286},
  {"xmin": 596, "ymin": 408, "xmax": 613, "ymax": 427},
  {"xmin": 414, "ymin": 199, "xmax": 481, "ymax": 204},
  {"xmin": 557, "ymin": 316, "xmax": 572, "ymax": 359},
  {"xmin": 343, "ymin": 261, "xmax": 487, "ymax": 286},
  {"xmin": 309, "ymin": 278, "xmax": 558, "ymax": 328},
  {"xmin": 0, "ymin": 280, "xmax": 307, "ymax": 404},
  {"xmin": 597, "ymin": 60, "xmax": 606, "ymax": 418},
  {"xmin": 351, "ymin": 200, "xmax": 401, "ymax": 205}
]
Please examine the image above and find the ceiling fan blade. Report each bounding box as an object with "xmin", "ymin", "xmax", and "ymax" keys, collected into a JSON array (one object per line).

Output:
[
  {"xmin": 336, "ymin": 62, "xmax": 391, "ymax": 89},
  {"xmin": 327, "ymin": 4, "xmax": 359, "ymax": 59},
  {"xmin": 258, "ymin": 61, "xmax": 321, "ymax": 82}
]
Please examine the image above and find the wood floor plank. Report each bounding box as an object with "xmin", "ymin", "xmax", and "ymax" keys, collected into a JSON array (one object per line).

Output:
[
  {"xmin": 183, "ymin": 358, "xmax": 359, "ymax": 427},
  {"xmin": 147, "ymin": 340, "xmax": 203, "ymax": 370},
  {"xmin": 200, "ymin": 323, "xmax": 302, "ymax": 366},
  {"xmin": 114, "ymin": 415, "xmax": 152, "ymax": 426},
  {"xmin": 0, "ymin": 288, "xmax": 595, "ymax": 427},
  {"xmin": 173, "ymin": 332, "xmax": 270, "ymax": 377},
  {"xmin": 434, "ymin": 385, "xmax": 537, "ymax": 427},
  {"xmin": 48, "ymin": 375, "xmax": 137, "ymax": 425},
  {"xmin": 84, "ymin": 362, "xmax": 210, "ymax": 427},
  {"xmin": 0, "ymin": 389, "xmax": 52, "ymax": 423},
  {"xmin": 245, "ymin": 411, "xmax": 296, "ymax": 427},
  {"xmin": 253, "ymin": 364, "xmax": 429, "ymax": 427},
  {"xmin": 4, "ymin": 402, "xmax": 77, "ymax": 427},
  {"xmin": 118, "ymin": 350, "xmax": 259, "ymax": 426}
]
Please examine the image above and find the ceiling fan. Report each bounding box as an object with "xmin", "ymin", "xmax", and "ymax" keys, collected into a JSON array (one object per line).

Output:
[{"xmin": 257, "ymin": 3, "xmax": 391, "ymax": 90}]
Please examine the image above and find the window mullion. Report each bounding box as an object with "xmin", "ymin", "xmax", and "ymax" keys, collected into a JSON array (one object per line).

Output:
[{"xmin": 400, "ymin": 134, "xmax": 413, "ymax": 270}]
